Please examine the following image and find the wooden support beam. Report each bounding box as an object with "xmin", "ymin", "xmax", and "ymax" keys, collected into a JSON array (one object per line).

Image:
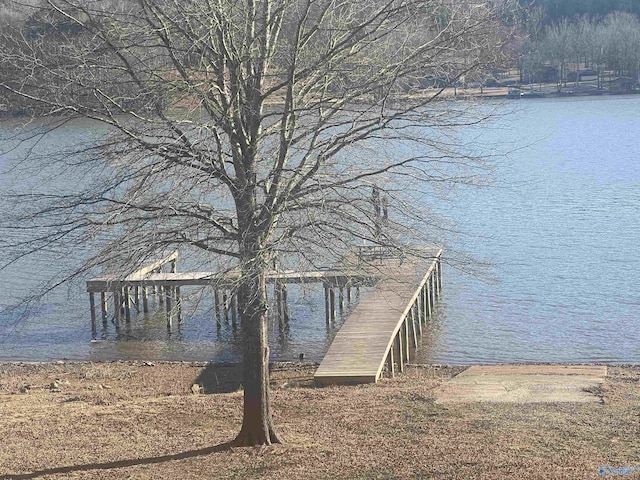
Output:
[
  {"xmin": 387, "ymin": 346, "xmax": 395, "ymax": 378},
  {"xmin": 397, "ymin": 333, "xmax": 404, "ymax": 373},
  {"xmin": 142, "ymin": 287, "xmax": 149, "ymax": 313},
  {"xmin": 275, "ymin": 284, "xmax": 283, "ymax": 320},
  {"xmin": 404, "ymin": 319, "xmax": 410, "ymax": 361},
  {"xmin": 329, "ymin": 288, "xmax": 336, "ymax": 321},
  {"xmin": 324, "ymin": 285, "xmax": 330, "ymax": 325},
  {"xmin": 176, "ymin": 286, "xmax": 183, "ymax": 325},
  {"xmin": 113, "ymin": 290, "xmax": 121, "ymax": 324},
  {"xmin": 338, "ymin": 287, "xmax": 344, "ymax": 312},
  {"xmin": 124, "ymin": 287, "xmax": 131, "ymax": 323},
  {"xmin": 282, "ymin": 284, "xmax": 290, "ymax": 324},
  {"xmin": 101, "ymin": 292, "xmax": 108, "ymax": 327},
  {"xmin": 214, "ymin": 289, "xmax": 221, "ymax": 326},
  {"xmin": 89, "ymin": 293, "xmax": 97, "ymax": 336},
  {"xmin": 166, "ymin": 287, "xmax": 173, "ymax": 330},
  {"xmin": 413, "ymin": 304, "xmax": 422, "ymax": 339},
  {"xmin": 133, "ymin": 286, "xmax": 140, "ymax": 312},
  {"xmin": 408, "ymin": 311, "xmax": 416, "ymax": 349}
]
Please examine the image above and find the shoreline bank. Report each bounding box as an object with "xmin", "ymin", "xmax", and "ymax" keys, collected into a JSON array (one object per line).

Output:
[{"xmin": 1, "ymin": 361, "xmax": 639, "ymax": 479}]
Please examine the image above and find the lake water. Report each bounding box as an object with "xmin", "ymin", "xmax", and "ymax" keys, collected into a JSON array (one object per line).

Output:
[
  {"xmin": 1, "ymin": 95, "xmax": 640, "ymax": 364},
  {"xmin": 418, "ymin": 95, "xmax": 640, "ymax": 364}
]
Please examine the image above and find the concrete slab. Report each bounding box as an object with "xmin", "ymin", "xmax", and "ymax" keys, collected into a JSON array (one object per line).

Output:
[{"xmin": 436, "ymin": 365, "xmax": 607, "ymax": 404}]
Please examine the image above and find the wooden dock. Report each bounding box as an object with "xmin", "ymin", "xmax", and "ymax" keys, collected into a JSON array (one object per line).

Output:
[
  {"xmin": 86, "ymin": 247, "xmax": 443, "ymax": 385},
  {"xmin": 314, "ymin": 249, "xmax": 442, "ymax": 385},
  {"xmin": 86, "ymin": 251, "xmax": 370, "ymax": 332}
]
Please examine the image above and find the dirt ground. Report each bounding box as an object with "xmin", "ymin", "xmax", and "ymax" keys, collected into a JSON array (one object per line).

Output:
[{"xmin": 0, "ymin": 361, "xmax": 639, "ymax": 479}]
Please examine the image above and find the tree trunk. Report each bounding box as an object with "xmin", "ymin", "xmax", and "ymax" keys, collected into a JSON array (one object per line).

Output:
[{"xmin": 233, "ymin": 266, "xmax": 282, "ymax": 446}]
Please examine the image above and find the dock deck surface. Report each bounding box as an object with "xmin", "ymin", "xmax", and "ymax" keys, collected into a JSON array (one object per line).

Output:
[{"xmin": 314, "ymin": 251, "xmax": 440, "ymax": 385}]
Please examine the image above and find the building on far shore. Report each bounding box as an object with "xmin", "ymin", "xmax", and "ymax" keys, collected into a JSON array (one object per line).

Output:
[{"xmin": 609, "ymin": 77, "xmax": 636, "ymax": 94}]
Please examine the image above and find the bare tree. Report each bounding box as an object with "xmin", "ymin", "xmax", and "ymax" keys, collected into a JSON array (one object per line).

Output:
[{"xmin": 0, "ymin": 0, "xmax": 512, "ymax": 446}]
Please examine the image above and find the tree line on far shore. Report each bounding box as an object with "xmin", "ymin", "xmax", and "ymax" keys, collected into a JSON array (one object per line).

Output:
[
  {"xmin": 519, "ymin": 0, "xmax": 640, "ymax": 23},
  {"xmin": 514, "ymin": 5, "xmax": 640, "ymax": 91}
]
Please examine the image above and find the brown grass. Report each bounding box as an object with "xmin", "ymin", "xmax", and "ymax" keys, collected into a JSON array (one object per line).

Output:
[{"xmin": 0, "ymin": 362, "xmax": 638, "ymax": 479}]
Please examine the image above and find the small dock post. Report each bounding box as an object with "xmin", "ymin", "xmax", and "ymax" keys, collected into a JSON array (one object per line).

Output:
[
  {"xmin": 101, "ymin": 292, "xmax": 108, "ymax": 328},
  {"xmin": 176, "ymin": 286, "xmax": 183, "ymax": 325},
  {"xmin": 329, "ymin": 288, "xmax": 336, "ymax": 321},
  {"xmin": 412, "ymin": 304, "xmax": 421, "ymax": 340},
  {"xmin": 124, "ymin": 287, "xmax": 132, "ymax": 323},
  {"xmin": 404, "ymin": 319, "xmax": 410, "ymax": 360},
  {"xmin": 142, "ymin": 287, "xmax": 149, "ymax": 313},
  {"xmin": 387, "ymin": 345, "xmax": 395, "ymax": 377},
  {"xmin": 89, "ymin": 293, "xmax": 97, "ymax": 336},
  {"xmin": 166, "ymin": 285, "xmax": 173, "ymax": 330},
  {"xmin": 113, "ymin": 290, "xmax": 121, "ymax": 324},
  {"xmin": 395, "ymin": 333, "xmax": 404, "ymax": 373},
  {"xmin": 214, "ymin": 289, "xmax": 221, "ymax": 327},
  {"xmin": 275, "ymin": 284, "xmax": 283, "ymax": 320},
  {"xmin": 281, "ymin": 284, "xmax": 290, "ymax": 324},
  {"xmin": 324, "ymin": 285, "xmax": 331, "ymax": 325}
]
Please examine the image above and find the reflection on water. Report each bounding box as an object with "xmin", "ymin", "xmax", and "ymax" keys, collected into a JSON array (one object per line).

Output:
[{"xmin": 0, "ymin": 282, "xmax": 359, "ymax": 363}]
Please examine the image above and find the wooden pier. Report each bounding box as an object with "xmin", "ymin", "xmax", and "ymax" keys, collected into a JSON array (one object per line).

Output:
[
  {"xmin": 314, "ymin": 248, "xmax": 442, "ymax": 385},
  {"xmin": 86, "ymin": 251, "xmax": 369, "ymax": 333},
  {"xmin": 87, "ymin": 251, "xmax": 179, "ymax": 334},
  {"xmin": 86, "ymin": 247, "xmax": 443, "ymax": 385}
]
